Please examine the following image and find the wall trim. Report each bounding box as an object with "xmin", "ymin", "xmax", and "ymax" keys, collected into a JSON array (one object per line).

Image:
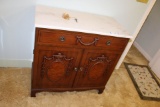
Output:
[
  {"xmin": 150, "ymin": 66, "xmax": 160, "ymax": 78},
  {"xmin": 133, "ymin": 41, "xmax": 152, "ymax": 61},
  {"xmin": 115, "ymin": 0, "xmax": 156, "ymax": 69},
  {"xmin": 149, "ymin": 49, "xmax": 160, "ymax": 78},
  {"xmin": 0, "ymin": 59, "xmax": 32, "ymax": 67}
]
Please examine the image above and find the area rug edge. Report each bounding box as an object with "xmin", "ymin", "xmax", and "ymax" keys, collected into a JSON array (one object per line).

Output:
[{"xmin": 124, "ymin": 62, "xmax": 160, "ymax": 101}]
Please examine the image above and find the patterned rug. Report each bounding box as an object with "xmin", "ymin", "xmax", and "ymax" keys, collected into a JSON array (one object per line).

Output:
[{"xmin": 124, "ymin": 63, "xmax": 160, "ymax": 101}]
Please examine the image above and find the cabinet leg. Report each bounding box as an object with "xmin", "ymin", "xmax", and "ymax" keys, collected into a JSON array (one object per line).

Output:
[
  {"xmin": 31, "ymin": 90, "xmax": 36, "ymax": 97},
  {"xmin": 98, "ymin": 89, "xmax": 104, "ymax": 94}
]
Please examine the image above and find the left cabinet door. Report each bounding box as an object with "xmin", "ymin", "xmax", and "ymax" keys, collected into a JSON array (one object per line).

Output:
[{"xmin": 32, "ymin": 46, "xmax": 82, "ymax": 89}]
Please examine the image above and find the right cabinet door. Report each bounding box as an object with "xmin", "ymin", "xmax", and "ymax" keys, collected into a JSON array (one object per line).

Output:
[{"xmin": 74, "ymin": 49, "xmax": 120, "ymax": 88}]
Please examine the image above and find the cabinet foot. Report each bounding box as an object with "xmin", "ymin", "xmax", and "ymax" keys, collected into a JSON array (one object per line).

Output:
[
  {"xmin": 31, "ymin": 91, "xmax": 36, "ymax": 97},
  {"xmin": 98, "ymin": 89, "xmax": 104, "ymax": 94}
]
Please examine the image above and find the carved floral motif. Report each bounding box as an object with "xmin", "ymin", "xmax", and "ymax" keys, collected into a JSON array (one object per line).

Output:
[
  {"xmin": 41, "ymin": 53, "xmax": 73, "ymax": 82},
  {"xmin": 83, "ymin": 55, "xmax": 112, "ymax": 79}
]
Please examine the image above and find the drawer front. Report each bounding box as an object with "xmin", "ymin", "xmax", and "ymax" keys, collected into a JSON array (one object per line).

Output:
[
  {"xmin": 36, "ymin": 28, "xmax": 76, "ymax": 45},
  {"xmin": 75, "ymin": 33, "xmax": 129, "ymax": 51},
  {"xmin": 96, "ymin": 36, "xmax": 129, "ymax": 49},
  {"xmin": 36, "ymin": 28, "xmax": 129, "ymax": 51}
]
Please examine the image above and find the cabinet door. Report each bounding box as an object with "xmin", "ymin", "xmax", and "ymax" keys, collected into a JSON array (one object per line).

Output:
[
  {"xmin": 32, "ymin": 46, "xmax": 82, "ymax": 89},
  {"xmin": 73, "ymin": 49, "xmax": 120, "ymax": 88}
]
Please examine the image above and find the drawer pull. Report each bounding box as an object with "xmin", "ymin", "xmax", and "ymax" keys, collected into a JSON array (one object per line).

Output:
[
  {"xmin": 76, "ymin": 36, "xmax": 99, "ymax": 46},
  {"xmin": 59, "ymin": 36, "xmax": 65, "ymax": 42},
  {"xmin": 106, "ymin": 41, "xmax": 111, "ymax": 46}
]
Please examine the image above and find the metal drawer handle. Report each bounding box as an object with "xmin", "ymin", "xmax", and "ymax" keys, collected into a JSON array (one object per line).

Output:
[
  {"xmin": 76, "ymin": 36, "xmax": 99, "ymax": 46},
  {"xmin": 106, "ymin": 41, "xmax": 111, "ymax": 46},
  {"xmin": 59, "ymin": 36, "xmax": 65, "ymax": 42}
]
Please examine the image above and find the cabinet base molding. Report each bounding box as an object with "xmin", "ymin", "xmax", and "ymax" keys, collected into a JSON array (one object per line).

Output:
[{"xmin": 31, "ymin": 87, "xmax": 105, "ymax": 97}]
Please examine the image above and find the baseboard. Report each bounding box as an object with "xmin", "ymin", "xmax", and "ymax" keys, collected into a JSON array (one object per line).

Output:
[
  {"xmin": 150, "ymin": 67, "xmax": 160, "ymax": 79},
  {"xmin": 0, "ymin": 59, "xmax": 32, "ymax": 67},
  {"xmin": 133, "ymin": 42, "xmax": 152, "ymax": 61}
]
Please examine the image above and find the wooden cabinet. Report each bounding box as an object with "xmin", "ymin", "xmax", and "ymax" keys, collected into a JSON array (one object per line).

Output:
[{"xmin": 31, "ymin": 28, "xmax": 129, "ymax": 97}]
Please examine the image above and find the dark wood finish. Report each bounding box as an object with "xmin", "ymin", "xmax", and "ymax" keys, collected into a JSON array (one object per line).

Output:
[
  {"xmin": 31, "ymin": 28, "xmax": 129, "ymax": 97},
  {"xmin": 73, "ymin": 49, "xmax": 120, "ymax": 88}
]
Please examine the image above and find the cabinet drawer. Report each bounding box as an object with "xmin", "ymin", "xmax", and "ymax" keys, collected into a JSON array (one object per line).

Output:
[
  {"xmin": 36, "ymin": 28, "xmax": 76, "ymax": 45},
  {"xmin": 76, "ymin": 34, "xmax": 129, "ymax": 50},
  {"xmin": 96, "ymin": 36, "xmax": 129, "ymax": 49},
  {"xmin": 36, "ymin": 28, "xmax": 129, "ymax": 51}
]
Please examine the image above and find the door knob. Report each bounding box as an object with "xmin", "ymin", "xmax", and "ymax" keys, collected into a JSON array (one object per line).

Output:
[
  {"xmin": 74, "ymin": 67, "xmax": 78, "ymax": 72},
  {"xmin": 80, "ymin": 67, "xmax": 83, "ymax": 71}
]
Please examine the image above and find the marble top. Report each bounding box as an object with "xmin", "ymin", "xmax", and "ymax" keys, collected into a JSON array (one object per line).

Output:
[{"xmin": 35, "ymin": 5, "xmax": 132, "ymax": 39}]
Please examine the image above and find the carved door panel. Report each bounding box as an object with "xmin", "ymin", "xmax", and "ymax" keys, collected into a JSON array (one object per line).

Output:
[
  {"xmin": 73, "ymin": 49, "xmax": 120, "ymax": 88},
  {"xmin": 33, "ymin": 46, "xmax": 82, "ymax": 88}
]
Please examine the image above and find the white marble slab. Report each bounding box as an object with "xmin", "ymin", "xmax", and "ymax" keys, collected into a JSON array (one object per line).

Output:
[{"xmin": 35, "ymin": 5, "xmax": 132, "ymax": 39}]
